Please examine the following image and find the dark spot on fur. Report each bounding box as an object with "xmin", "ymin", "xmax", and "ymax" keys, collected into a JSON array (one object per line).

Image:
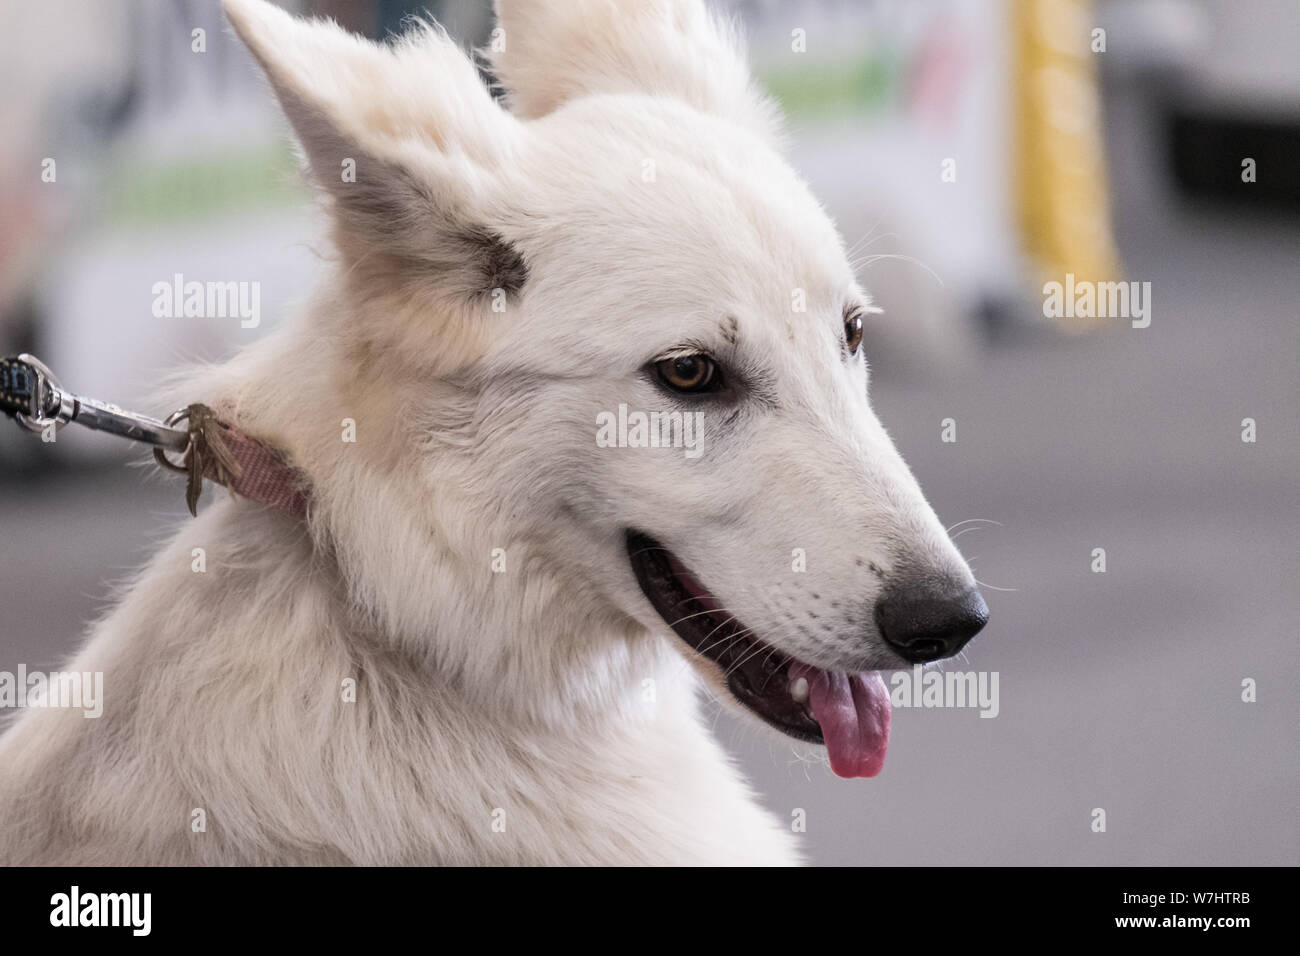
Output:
[
  {"xmin": 715, "ymin": 405, "xmax": 744, "ymax": 431},
  {"xmin": 291, "ymin": 104, "xmax": 527, "ymax": 301},
  {"xmin": 463, "ymin": 228, "xmax": 528, "ymax": 297}
]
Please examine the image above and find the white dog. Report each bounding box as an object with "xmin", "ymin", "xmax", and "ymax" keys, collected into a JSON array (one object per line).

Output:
[{"xmin": 0, "ymin": 0, "xmax": 986, "ymax": 865}]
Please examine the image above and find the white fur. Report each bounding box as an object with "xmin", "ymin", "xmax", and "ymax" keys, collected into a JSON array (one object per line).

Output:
[{"xmin": 0, "ymin": 0, "xmax": 976, "ymax": 865}]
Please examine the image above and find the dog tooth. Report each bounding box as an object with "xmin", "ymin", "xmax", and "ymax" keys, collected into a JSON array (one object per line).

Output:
[{"xmin": 790, "ymin": 677, "xmax": 809, "ymax": 703}]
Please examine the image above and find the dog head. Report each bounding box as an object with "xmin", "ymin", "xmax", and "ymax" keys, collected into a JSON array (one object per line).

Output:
[{"xmin": 224, "ymin": 0, "xmax": 986, "ymax": 776}]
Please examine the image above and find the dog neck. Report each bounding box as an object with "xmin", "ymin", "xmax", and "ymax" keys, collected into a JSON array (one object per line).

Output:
[{"xmin": 176, "ymin": 287, "xmax": 694, "ymax": 732}]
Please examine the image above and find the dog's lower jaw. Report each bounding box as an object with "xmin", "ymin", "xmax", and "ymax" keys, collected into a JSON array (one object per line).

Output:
[{"xmin": 0, "ymin": 500, "xmax": 801, "ymax": 866}]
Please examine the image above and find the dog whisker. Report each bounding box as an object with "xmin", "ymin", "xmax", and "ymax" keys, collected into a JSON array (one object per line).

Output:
[
  {"xmin": 946, "ymin": 518, "xmax": 1004, "ymax": 533},
  {"xmin": 972, "ymin": 577, "xmax": 1018, "ymax": 593}
]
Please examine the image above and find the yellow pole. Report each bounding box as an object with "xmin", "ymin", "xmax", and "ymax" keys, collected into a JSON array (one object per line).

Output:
[{"xmin": 1014, "ymin": 0, "xmax": 1123, "ymax": 330}]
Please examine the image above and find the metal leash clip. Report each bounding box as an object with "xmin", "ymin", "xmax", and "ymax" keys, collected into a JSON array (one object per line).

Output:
[
  {"xmin": 1, "ymin": 353, "xmax": 191, "ymax": 460},
  {"xmin": 4, "ymin": 352, "xmax": 309, "ymax": 519}
]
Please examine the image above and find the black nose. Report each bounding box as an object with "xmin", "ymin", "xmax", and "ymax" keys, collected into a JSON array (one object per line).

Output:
[{"xmin": 875, "ymin": 585, "xmax": 988, "ymax": 663}]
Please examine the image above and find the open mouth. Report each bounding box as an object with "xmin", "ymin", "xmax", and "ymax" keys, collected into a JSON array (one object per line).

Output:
[{"xmin": 627, "ymin": 531, "xmax": 891, "ymax": 778}]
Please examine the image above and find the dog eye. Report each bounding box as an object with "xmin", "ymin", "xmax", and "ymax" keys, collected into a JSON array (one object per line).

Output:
[
  {"xmin": 655, "ymin": 354, "xmax": 719, "ymax": 393},
  {"xmin": 844, "ymin": 311, "xmax": 864, "ymax": 356}
]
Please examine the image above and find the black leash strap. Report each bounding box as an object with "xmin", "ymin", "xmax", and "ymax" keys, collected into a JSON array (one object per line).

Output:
[{"xmin": 0, "ymin": 354, "xmax": 47, "ymax": 418}]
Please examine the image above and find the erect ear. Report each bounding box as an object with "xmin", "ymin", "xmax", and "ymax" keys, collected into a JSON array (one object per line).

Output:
[
  {"xmin": 223, "ymin": 0, "xmax": 527, "ymax": 299},
  {"xmin": 489, "ymin": 0, "xmax": 780, "ymax": 141}
]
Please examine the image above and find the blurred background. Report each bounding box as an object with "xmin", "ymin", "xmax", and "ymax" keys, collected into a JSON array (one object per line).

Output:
[{"xmin": 1, "ymin": 0, "xmax": 1296, "ymax": 865}]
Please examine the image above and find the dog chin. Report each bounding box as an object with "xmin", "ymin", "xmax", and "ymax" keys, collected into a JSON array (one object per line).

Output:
[{"xmin": 626, "ymin": 531, "xmax": 893, "ymax": 779}]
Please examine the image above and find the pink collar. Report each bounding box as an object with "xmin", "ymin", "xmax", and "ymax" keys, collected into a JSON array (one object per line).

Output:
[{"xmin": 187, "ymin": 411, "xmax": 311, "ymax": 518}]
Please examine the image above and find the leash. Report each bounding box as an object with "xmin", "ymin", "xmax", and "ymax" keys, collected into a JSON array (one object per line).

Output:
[{"xmin": 1, "ymin": 353, "xmax": 309, "ymax": 518}]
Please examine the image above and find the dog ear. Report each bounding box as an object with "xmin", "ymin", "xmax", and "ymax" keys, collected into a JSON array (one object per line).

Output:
[
  {"xmin": 489, "ymin": 0, "xmax": 779, "ymax": 141},
  {"xmin": 224, "ymin": 0, "xmax": 527, "ymax": 299}
]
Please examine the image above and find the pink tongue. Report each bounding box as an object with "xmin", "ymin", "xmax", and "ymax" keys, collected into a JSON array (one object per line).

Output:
[{"xmin": 789, "ymin": 663, "xmax": 891, "ymax": 778}]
